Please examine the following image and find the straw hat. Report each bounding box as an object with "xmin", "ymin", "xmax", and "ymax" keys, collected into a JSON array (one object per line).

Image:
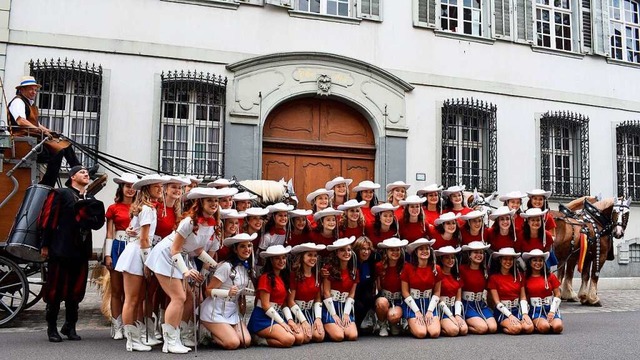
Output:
[
  {"xmin": 312, "ymin": 207, "xmax": 343, "ymax": 222},
  {"xmin": 16, "ymin": 75, "xmax": 41, "ymax": 89},
  {"xmin": 352, "ymin": 180, "xmax": 380, "ymax": 192},
  {"xmin": 113, "ymin": 173, "xmax": 138, "ymax": 185},
  {"xmin": 385, "ymin": 181, "xmax": 411, "ymax": 193},
  {"xmin": 406, "ymin": 238, "xmax": 436, "ymax": 254},
  {"xmin": 498, "ymin": 191, "xmax": 526, "ymax": 202},
  {"xmin": 133, "ymin": 174, "xmax": 168, "ymax": 190},
  {"xmin": 306, "ymin": 188, "xmax": 335, "ymax": 204},
  {"xmin": 370, "ymin": 203, "xmax": 399, "ymax": 215},
  {"xmin": 291, "ymin": 243, "xmax": 327, "ymax": 254},
  {"xmin": 223, "ymin": 233, "xmax": 258, "ymax": 247},
  {"xmin": 416, "ymin": 184, "xmax": 443, "ymax": 196},
  {"xmin": 399, "ymin": 195, "xmax": 426, "ymax": 206},
  {"xmin": 325, "ymin": 177, "xmax": 353, "ymax": 190},
  {"xmin": 377, "ymin": 237, "xmax": 409, "ymax": 249},
  {"xmin": 434, "ymin": 246, "xmax": 461, "ymax": 256},
  {"xmin": 337, "ymin": 199, "xmax": 366, "ymax": 211},
  {"xmin": 326, "ymin": 236, "xmax": 356, "ymax": 251},
  {"xmin": 259, "ymin": 245, "xmax": 292, "ymax": 258},
  {"xmin": 461, "ymin": 241, "xmax": 490, "ymax": 251},
  {"xmin": 491, "ymin": 247, "xmax": 521, "ymax": 258},
  {"xmin": 488, "ymin": 206, "xmax": 516, "ymax": 220},
  {"xmin": 522, "ymin": 249, "xmax": 550, "ymax": 261},
  {"xmin": 434, "ymin": 212, "xmax": 461, "ymax": 226}
]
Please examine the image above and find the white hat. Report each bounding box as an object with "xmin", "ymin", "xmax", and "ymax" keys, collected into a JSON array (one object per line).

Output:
[
  {"xmin": 442, "ymin": 185, "xmax": 466, "ymax": 197},
  {"xmin": 327, "ymin": 236, "xmax": 356, "ymax": 251},
  {"xmin": 220, "ymin": 209, "xmax": 247, "ymax": 220},
  {"xmin": 377, "ymin": 237, "xmax": 409, "ymax": 249},
  {"xmin": 491, "ymin": 247, "xmax": 521, "ymax": 258},
  {"xmin": 460, "ymin": 210, "xmax": 486, "ymax": 221},
  {"xmin": 435, "ymin": 246, "xmax": 461, "ymax": 256},
  {"xmin": 306, "ymin": 188, "xmax": 335, "ymax": 204},
  {"xmin": 289, "ymin": 209, "xmax": 313, "ymax": 218},
  {"xmin": 337, "ymin": 199, "xmax": 367, "ymax": 211},
  {"xmin": 352, "ymin": 180, "xmax": 381, "ymax": 192},
  {"xmin": 406, "ymin": 238, "xmax": 436, "ymax": 254},
  {"xmin": 386, "ymin": 181, "xmax": 411, "ymax": 193},
  {"xmin": 133, "ymin": 174, "xmax": 168, "ymax": 190},
  {"xmin": 488, "ymin": 206, "xmax": 516, "ymax": 220},
  {"xmin": 259, "ymin": 245, "xmax": 292, "ymax": 259},
  {"xmin": 520, "ymin": 208, "xmax": 549, "ymax": 219},
  {"xmin": 267, "ymin": 202, "xmax": 295, "ymax": 213},
  {"xmin": 498, "ymin": 191, "xmax": 526, "ymax": 202},
  {"xmin": 434, "ymin": 212, "xmax": 461, "ymax": 226},
  {"xmin": 223, "ymin": 232, "xmax": 258, "ymax": 247},
  {"xmin": 313, "ymin": 207, "xmax": 343, "ymax": 222},
  {"xmin": 185, "ymin": 175, "xmax": 203, "ymax": 184},
  {"xmin": 244, "ymin": 207, "xmax": 269, "ymax": 217},
  {"xmin": 291, "ymin": 242, "xmax": 327, "ymax": 254},
  {"xmin": 522, "ymin": 249, "xmax": 550, "ymax": 261},
  {"xmin": 165, "ymin": 176, "xmax": 191, "ymax": 186},
  {"xmin": 416, "ymin": 184, "xmax": 443, "ymax": 196},
  {"xmin": 233, "ymin": 192, "xmax": 258, "ymax": 201},
  {"xmin": 113, "ymin": 173, "xmax": 138, "ymax": 185},
  {"xmin": 399, "ymin": 195, "xmax": 426, "ymax": 206},
  {"xmin": 207, "ymin": 178, "xmax": 236, "ymax": 188},
  {"xmin": 461, "ymin": 241, "xmax": 490, "ymax": 251},
  {"xmin": 325, "ymin": 177, "xmax": 353, "ymax": 190},
  {"xmin": 526, "ymin": 189, "xmax": 552, "ymax": 199},
  {"xmin": 186, "ymin": 187, "xmax": 228, "ymax": 200},
  {"xmin": 370, "ymin": 203, "xmax": 399, "ymax": 215}
]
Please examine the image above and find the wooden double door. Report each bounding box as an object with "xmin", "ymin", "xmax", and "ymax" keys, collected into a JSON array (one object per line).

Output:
[{"xmin": 262, "ymin": 98, "xmax": 376, "ymax": 209}]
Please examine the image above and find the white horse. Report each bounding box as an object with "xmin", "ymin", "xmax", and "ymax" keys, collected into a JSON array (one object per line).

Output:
[{"xmin": 235, "ymin": 178, "xmax": 298, "ymax": 207}]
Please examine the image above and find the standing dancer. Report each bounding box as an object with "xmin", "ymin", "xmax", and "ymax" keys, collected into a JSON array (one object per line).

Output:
[
  {"xmin": 306, "ymin": 188, "xmax": 334, "ymax": 229},
  {"xmin": 326, "ymin": 177, "xmax": 352, "ymax": 208},
  {"xmin": 338, "ymin": 200, "xmax": 367, "ymax": 239},
  {"xmin": 417, "ymin": 184, "xmax": 444, "ymax": 226},
  {"xmin": 287, "ymin": 209, "xmax": 313, "ymax": 247},
  {"xmin": 499, "ymin": 191, "xmax": 526, "ymax": 231},
  {"xmin": 260, "ymin": 203, "xmax": 294, "ymax": 250},
  {"xmin": 365, "ymin": 203, "xmax": 399, "ymax": 247},
  {"xmin": 398, "ymin": 195, "xmax": 428, "ymax": 242},
  {"xmin": 352, "ymin": 180, "xmax": 381, "ymax": 226},
  {"xmin": 429, "ymin": 212, "xmax": 461, "ymax": 250},
  {"xmin": 459, "ymin": 210, "xmax": 487, "ymax": 246}
]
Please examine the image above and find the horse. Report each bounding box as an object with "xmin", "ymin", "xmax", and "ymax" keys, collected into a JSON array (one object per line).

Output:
[
  {"xmin": 233, "ymin": 177, "xmax": 298, "ymax": 208},
  {"xmin": 467, "ymin": 189, "xmax": 499, "ymax": 225},
  {"xmin": 553, "ymin": 197, "xmax": 631, "ymax": 306}
]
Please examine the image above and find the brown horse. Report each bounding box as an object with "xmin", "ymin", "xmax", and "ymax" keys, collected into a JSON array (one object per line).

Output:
[{"xmin": 553, "ymin": 197, "xmax": 631, "ymax": 306}]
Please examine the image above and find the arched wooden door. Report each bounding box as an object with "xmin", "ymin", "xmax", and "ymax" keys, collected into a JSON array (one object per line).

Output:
[{"xmin": 262, "ymin": 98, "xmax": 376, "ymax": 209}]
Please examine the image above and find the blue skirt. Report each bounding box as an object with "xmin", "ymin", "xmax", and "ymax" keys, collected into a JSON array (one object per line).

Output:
[
  {"xmin": 401, "ymin": 297, "xmax": 438, "ymax": 319},
  {"xmin": 462, "ymin": 300, "xmax": 494, "ymax": 320},
  {"xmin": 494, "ymin": 306, "xmax": 521, "ymax": 323},
  {"xmin": 110, "ymin": 239, "xmax": 127, "ymax": 267},
  {"xmin": 529, "ymin": 305, "xmax": 562, "ymax": 320},
  {"xmin": 322, "ymin": 302, "xmax": 355, "ymax": 324},
  {"xmin": 247, "ymin": 306, "xmax": 285, "ymax": 333}
]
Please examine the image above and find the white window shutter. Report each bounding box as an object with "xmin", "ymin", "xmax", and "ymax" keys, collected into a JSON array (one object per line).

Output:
[
  {"xmin": 265, "ymin": 0, "xmax": 293, "ymax": 8},
  {"xmin": 358, "ymin": 0, "xmax": 382, "ymax": 20},
  {"xmin": 580, "ymin": 0, "xmax": 592, "ymax": 52},
  {"xmin": 493, "ymin": 0, "xmax": 512, "ymax": 38},
  {"xmin": 515, "ymin": 0, "xmax": 534, "ymax": 42},
  {"xmin": 415, "ymin": 0, "xmax": 436, "ymax": 27},
  {"xmin": 591, "ymin": 0, "xmax": 610, "ymax": 56},
  {"xmin": 239, "ymin": 0, "xmax": 265, "ymax": 6}
]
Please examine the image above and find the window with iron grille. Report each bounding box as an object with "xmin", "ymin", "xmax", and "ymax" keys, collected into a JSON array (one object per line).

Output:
[
  {"xmin": 610, "ymin": 0, "xmax": 640, "ymax": 63},
  {"xmin": 159, "ymin": 71, "xmax": 226, "ymax": 179},
  {"xmin": 441, "ymin": 98, "xmax": 497, "ymax": 193},
  {"xmin": 616, "ymin": 121, "xmax": 640, "ymax": 200},
  {"xmin": 30, "ymin": 58, "xmax": 102, "ymax": 167},
  {"xmin": 540, "ymin": 111, "xmax": 589, "ymax": 198}
]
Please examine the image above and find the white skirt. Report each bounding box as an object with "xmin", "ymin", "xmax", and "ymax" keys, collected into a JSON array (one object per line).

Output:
[
  {"xmin": 145, "ymin": 238, "xmax": 184, "ymax": 279},
  {"xmin": 114, "ymin": 241, "xmax": 144, "ymax": 276},
  {"xmin": 200, "ymin": 296, "xmax": 241, "ymax": 325}
]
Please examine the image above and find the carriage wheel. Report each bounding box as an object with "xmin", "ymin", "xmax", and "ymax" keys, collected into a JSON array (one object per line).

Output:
[
  {"xmin": 20, "ymin": 262, "xmax": 47, "ymax": 310},
  {"xmin": 0, "ymin": 256, "xmax": 29, "ymax": 326}
]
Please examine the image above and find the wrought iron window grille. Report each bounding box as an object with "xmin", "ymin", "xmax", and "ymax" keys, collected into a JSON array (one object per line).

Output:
[{"xmin": 616, "ymin": 120, "xmax": 640, "ymax": 200}]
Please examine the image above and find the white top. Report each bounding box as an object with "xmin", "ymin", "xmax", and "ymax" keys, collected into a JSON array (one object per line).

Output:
[
  {"xmin": 8, "ymin": 97, "xmax": 31, "ymax": 120},
  {"xmin": 174, "ymin": 216, "xmax": 216, "ymax": 254},
  {"xmin": 259, "ymin": 232, "xmax": 287, "ymax": 250},
  {"xmin": 214, "ymin": 262, "xmax": 250, "ymax": 293},
  {"xmin": 129, "ymin": 205, "xmax": 157, "ymax": 241}
]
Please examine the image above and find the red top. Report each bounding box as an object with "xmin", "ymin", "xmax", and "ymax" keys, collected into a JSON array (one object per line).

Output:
[
  {"xmin": 516, "ymin": 230, "xmax": 553, "ymax": 253},
  {"xmin": 361, "ymin": 207, "xmax": 375, "ymax": 227},
  {"xmin": 326, "ymin": 267, "xmax": 359, "ymax": 293},
  {"xmin": 488, "ymin": 273, "xmax": 523, "ymax": 301},
  {"xmin": 448, "ymin": 207, "xmax": 473, "ymax": 227},
  {"xmin": 394, "ymin": 207, "xmax": 405, "ymax": 223},
  {"xmin": 340, "ymin": 226, "xmax": 365, "ymax": 239},
  {"xmin": 459, "ymin": 227, "xmax": 485, "ymax": 245},
  {"xmin": 105, "ymin": 203, "xmax": 131, "ymax": 231},
  {"xmin": 525, "ymin": 273, "xmax": 560, "ymax": 299},
  {"xmin": 399, "ymin": 221, "xmax": 426, "ymax": 242},
  {"xmin": 430, "ymin": 230, "xmax": 460, "ymax": 250},
  {"xmin": 485, "ymin": 227, "xmax": 517, "ymax": 251},
  {"xmin": 400, "ymin": 264, "xmax": 442, "ymax": 291},
  {"xmin": 439, "ymin": 272, "xmax": 461, "ymax": 298},
  {"xmin": 514, "ymin": 214, "xmax": 524, "ymax": 232},
  {"xmin": 544, "ymin": 212, "xmax": 556, "ymax": 231},
  {"xmin": 309, "ymin": 231, "xmax": 335, "ymax": 257},
  {"xmin": 306, "ymin": 214, "xmax": 318, "ymax": 231},
  {"xmin": 288, "ymin": 232, "xmax": 311, "ymax": 247},
  {"xmin": 366, "ymin": 227, "xmax": 398, "ymax": 248},
  {"xmin": 155, "ymin": 206, "xmax": 176, "ymax": 238},
  {"xmin": 257, "ymin": 272, "xmax": 287, "ymax": 305},
  {"xmin": 459, "ymin": 264, "xmax": 487, "ymax": 293},
  {"xmin": 290, "ymin": 273, "xmax": 320, "ymax": 302},
  {"xmin": 424, "ymin": 209, "xmax": 440, "ymax": 226},
  {"xmin": 375, "ymin": 262, "xmax": 402, "ymax": 293},
  {"xmin": 216, "ymin": 246, "xmax": 230, "ymax": 262}
]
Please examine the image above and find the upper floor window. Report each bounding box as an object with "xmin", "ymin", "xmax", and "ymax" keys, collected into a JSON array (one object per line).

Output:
[
  {"xmin": 616, "ymin": 121, "xmax": 640, "ymax": 200},
  {"xmin": 159, "ymin": 71, "xmax": 227, "ymax": 179},
  {"xmin": 415, "ymin": 0, "xmax": 492, "ymax": 38},
  {"xmin": 297, "ymin": 0, "xmax": 350, "ymax": 16},
  {"xmin": 441, "ymin": 98, "xmax": 497, "ymax": 193},
  {"xmin": 610, "ymin": 0, "xmax": 640, "ymax": 63},
  {"xmin": 540, "ymin": 111, "xmax": 590, "ymax": 198},
  {"xmin": 535, "ymin": 0, "xmax": 573, "ymax": 51},
  {"xmin": 30, "ymin": 58, "xmax": 103, "ymax": 167}
]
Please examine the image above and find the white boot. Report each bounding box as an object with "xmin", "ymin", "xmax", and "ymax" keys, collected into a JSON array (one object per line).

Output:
[
  {"xmin": 111, "ymin": 315, "xmax": 124, "ymax": 340},
  {"xmin": 252, "ymin": 334, "xmax": 269, "ymax": 346},
  {"xmin": 378, "ymin": 321, "xmax": 389, "ymax": 337},
  {"xmin": 152, "ymin": 313, "xmax": 163, "ymax": 340},
  {"xmin": 139, "ymin": 319, "xmax": 163, "ymax": 346},
  {"xmin": 180, "ymin": 320, "xmax": 196, "ymax": 347},
  {"xmin": 124, "ymin": 324, "xmax": 152, "ymax": 352},
  {"xmin": 198, "ymin": 323, "xmax": 212, "ymax": 346},
  {"xmin": 162, "ymin": 324, "xmax": 191, "ymax": 354}
]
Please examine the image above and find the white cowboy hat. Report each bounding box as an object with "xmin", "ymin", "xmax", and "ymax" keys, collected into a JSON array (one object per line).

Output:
[
  {"xmin": 223, "ymin": 232, "xmax": 258, "ymax": 247},
  {"xmin": 442, "ymin": 185, "xmax": 466, "ymax": 197},
  {"xmin": 406, "ymin": 238, "xmax": 436, "ymax": 254},
  {"xmin": 233, "ymin": 192, "xmax": 258, "ymax": 201},
  {"xmin": 133, "ymin": 174, "xmax": 168, "ymax": 190},
  {"xmin": 522, "ymin": 249, "xmax": 550, "ymax": 261},
  {"xmin": 306, "ymin": 188, "xmax": 335, "ymax": 204},
  {"xmin": 498, "ymin": 191, "xmax": 526, "ymax": 202},
  {"xmin": 385, "ymin": 181, "xmax": 411, "ymax": 193},
  {"xmin": 165, "ymin": 176, "xmax": 191, "ymax": 186},
  {"xmin": 434, "ymin": 212, "xmax": 461, "ymax": 226},
  {"xmin": 377, "ymin": 237, "xmax": 409, "ymax": 249},
  {"xmin": 244, "ymin": 207, "xmax": 269, "ymax": 217},
  {"xmin": 491, "ymin": 247, "xmax": 521, "ymax": 258},
  {"xmin": 488, "ymin": 206, "xmax": 516, "ymax": 220},
  {"xmin": 16, "ymin": 75, "xmax": 41, "ymax": 89},
  {"xmin": 313, "ymin": 207, "xmax": 343, "ymax": 222},
  {"xmin": 337, "ymin": 199, "xmax": 367, "ymax": 211},
  {"xmin": 326, "ymin": 236, "xmax": 356, "ymax": 251},
  {"xmin": 291, "ymin": 242, "xmax": 327, "ymax": 254},
  {"xmin": 289, "ymin": 209, "xmax": 313, "ymax": 218},
  {"xmin": 526, "ymin": 189, "xmax": 552, "ymax": 199},
  {"xmin": 186, "ymin": 187, "xmax": 229, "ymax": 200},
  {"xmin": 461, "ymin": 241, "xmax": 490, "ymax": 251},
  {"xmin": 520, "ymin": 208, "xmax": 549, "ymax": 219},
  {"xmin": 352, "ymin": 180, "xmax": 381, "ymax": 192},
  {"xmin": 399, "ymin": 195, "xmax": 426, "ymax": 206},
  {"xmin": 113, "ymin": 173, "xmax": 138, "ymax": 185},
  {"xmin": 185, "ymin": 175, "xmax": 203, "ymax": 184},
  {"xmin": 220, "ymin": 209, "xmax": 247, "ymax": 220},
  {"xmin": 370, "ymin": 203, "xmax": 399, "ymax": 215},
  {"xmin": 435, "ymin": 246, "xmax": 461, "ymax": 256},
  {"xmin": 267, "ymin": 202, "xmax": 295, "ymax": 213},
  {"xmin": 416, "ymin": 184, "xmax": 443, "ymax": 196},
  {"xmin": 460, "ymin": 210, "xmax": 486, "ymax": 221},
  {"xmin": 325, "ymin": 177, "xmax": 353, "ymax": 190},
  {"xmin": 207, "ymin": 178, "xmax": 236, "ymax": 188},
  {"xmin": 259, "ymin": 245, "xmax": 292, "ymax": 259}
]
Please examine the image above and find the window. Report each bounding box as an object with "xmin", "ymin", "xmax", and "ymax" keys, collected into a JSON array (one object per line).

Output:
[
  {"xmin": 440, "ymin": 0, "xmax": 483, "ymax": 36},
  {"xmin": 159, "ymin": 71, "xmax": 227, "ymax": 179},
  {"xmin": 630, "ymin": 243, "xmax": 640, "ymax": 262},
  {"xmin": 616, "ymin": 121, "xmax": 640, "ymax": 200},
  {"xmin": 540, "ymin": 111, "xmax": 590, "ymax": 198},
  {"xmin": 297, "ymin": 0, "xmax": 351, "ymax": 16},
  {"xmin": 441, "ymin": 98, "xmax": 497, "ymax": 193},
  {"xmin": 535, "ymin": 0, "xmax": 573, "ymax": 50},
  {"xmin": 30, "ymin": 59, "xmax": 103, "ymax": 167},
  {"xmin": 610, "ymin": 0, "xmax": 640, "ymax": 63}
]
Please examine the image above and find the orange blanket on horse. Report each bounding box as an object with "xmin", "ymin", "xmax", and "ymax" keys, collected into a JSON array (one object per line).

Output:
[{"xmin": 577, "ymin": 233, "xmax": 588, "ymax": 273}]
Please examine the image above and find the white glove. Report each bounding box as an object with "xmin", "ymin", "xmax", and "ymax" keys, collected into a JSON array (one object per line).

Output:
[
  {"xmin": 171, "ymin": 253, "xmax": 189, "ymax": 275},
  {"xmin": 291, "ymin": 304, "xmax": 307, "ymax": 323},
  {"xmin": 210, "ymin": 289, "xmax": 230, "ymax": 298},
  {"xmin": 323, "ymin": 298, "xmax": 337, "ymax": 316},
  {"xmin": 197, "ymin": 251, "xmax": 217, "ymax": 268},
  {"xmin": 104, "ymin": 238, "xmax": 113, "ymax": 257},
  {"xmin": 343, "ymin": 297, "xmax": 355, "ymax": 317},
  {"xmin": 313, "ymin": 302, "xmax": 323, "ymax": 319},
  {"xmin": 404, "ymin": 296, "xmax": 420, "ymax": 314},
  {"xmin": 454, "ymin": 301, "xmax": 463, "ymax": 317},
  {"xmin": 496, "ymin": 302, "xmax": 513, "ymax": 317},
  {"xmin": 550, "ymin": 297, "xmax": 562, "ymax": 313},
  {"xmin": 440, "ymin": 302, "xmax": 454, "ymax": 318},
  {"xmin": 265, "ymin": 306, "xmax": 285, "ymax": 325},
  {"xmin": 141, "ymin": 247, "xmax": 151, "ymax": 264},
  {"xmin": 427, "ymin": 295, "xmax": 440, "ymax": 313},
  {"xmin": 282, "ymin": 307, "xmax": 294, "ymax": 322},
  {"xmin": 520, "ymin": 299, "xmax": 529, "ymax": 315}
]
